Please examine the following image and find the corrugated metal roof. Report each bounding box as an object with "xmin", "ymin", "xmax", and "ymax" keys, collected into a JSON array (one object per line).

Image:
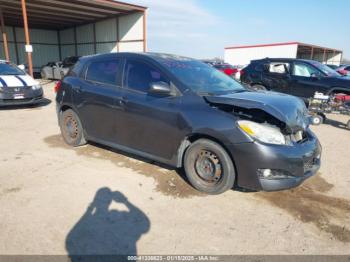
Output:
[
  {"xmin": 225, "ymin": 42, "xmax": 342, "ymax": 53},
  {"xmin": 0, "ymin": 0, "xmax": 147, "ymax": 29}
]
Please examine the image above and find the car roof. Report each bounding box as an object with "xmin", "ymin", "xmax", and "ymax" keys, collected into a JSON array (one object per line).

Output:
[
  {"xmin": 251, "ymin": 58, "xmax": 318, "ymax": 64},
  {"xmin": 79, "ymin": 52, "xmax": 197, "ymax": 64}
]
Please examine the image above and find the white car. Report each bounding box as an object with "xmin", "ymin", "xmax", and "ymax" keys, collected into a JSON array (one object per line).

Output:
[
  {"xmin": 41, "ymin": 56, "xmax": 80, "ymax": 80},
  {"xmin": 0, "ymin": 61, "xmax": 43, "ymax": 106}
]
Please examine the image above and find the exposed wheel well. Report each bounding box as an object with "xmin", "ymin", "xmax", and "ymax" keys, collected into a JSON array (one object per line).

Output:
[
  {"xmin": 60, "ymin": 105, "xmax": 72, "ymax": 113},
  {"xmin": 178, "ymin": 133, "xmax": 236, "ymax": 169}
]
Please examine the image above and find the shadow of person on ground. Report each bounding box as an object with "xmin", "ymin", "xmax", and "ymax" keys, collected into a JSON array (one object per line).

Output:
[{"xmin": 66, "ymin": 188, "xmax": 150, "ymax": 260}]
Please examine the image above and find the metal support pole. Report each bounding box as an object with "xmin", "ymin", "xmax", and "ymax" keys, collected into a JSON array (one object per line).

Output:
[
  {"xmin": 21, "ymin": 0, "xmax": 33, "ymax": 77},
  {"xmin": 310, "ymin": 47, "xmax": 314, "ymax": 60},
  {"xmin": 0, "ymin": 8, "xmax": 10, "ymax": 61},
  {"xmin": 73, "ymin": 26, "xmax": 78, "ymax": 56},
  {"xmin": 322, "ymin": 49, "xmax": 326, "ymax": 64},
  {"xmin": 143, "ymin": 10, "xmax": 147, "ymax": 52}
]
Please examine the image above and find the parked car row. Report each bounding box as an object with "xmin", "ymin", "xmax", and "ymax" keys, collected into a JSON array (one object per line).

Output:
[{"xmin": 203, "ymin": 61, "xmax": 244, "ymax": 80}]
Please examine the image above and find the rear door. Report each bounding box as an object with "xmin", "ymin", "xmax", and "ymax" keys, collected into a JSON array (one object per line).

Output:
[
  {"xmin": 289, "ymin": 62, "xmax": 328, "ymax": 99},
  {"xmin": 73, "ymin": 58, "xmax": 124, "ymax": 142},
  {"xmin": 262, "ymin": 62, "xmax": 291, "ymax": 94},
  {"xmin": 115, "ymin": 58, "xmax": 183, "ymax": 161}
]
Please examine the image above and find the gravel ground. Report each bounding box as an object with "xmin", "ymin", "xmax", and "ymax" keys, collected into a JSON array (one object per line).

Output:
[{"xmin": 0, "ymin": 81, "xmax": 349, "ymax": 255}]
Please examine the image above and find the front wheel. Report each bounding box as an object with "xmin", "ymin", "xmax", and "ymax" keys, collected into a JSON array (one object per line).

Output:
[
  {"xmin": 184, "ymin": 139, "xmax": 235, "ymax": 194},
  {"xmin": 59, "ymin": 109, "xmax": 87, "ymax": 147}
]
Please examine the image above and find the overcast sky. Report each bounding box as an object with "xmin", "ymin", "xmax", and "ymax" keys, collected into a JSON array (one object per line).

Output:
[{"xmin": 126, "ymin": 0, "xmax": 349, "ymax": 59}]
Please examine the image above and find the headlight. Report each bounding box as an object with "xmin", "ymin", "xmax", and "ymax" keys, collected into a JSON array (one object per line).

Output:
[
  {"xmin": 238, "ymin": 120, "xmax": 286, "ymax": 145},
  {"xmin": 31, "ymin": 84, "xmax": 42, "ymax": 90}
]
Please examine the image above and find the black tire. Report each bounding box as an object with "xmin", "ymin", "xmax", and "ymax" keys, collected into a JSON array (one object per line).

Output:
[
  {"xmin": 311, "ymin": 114, "xmax": 323, "ymax": 126},
  {"xmin": 251, "ymin": 84, "xmax": 267, "ymax": 91},
  {"xmin": 184, "ymin": 139, "xmax": 235, "ymax": 194},
  {"xmin": 59, "ymin": 109, "xmax": 87, "ymax": 147}
]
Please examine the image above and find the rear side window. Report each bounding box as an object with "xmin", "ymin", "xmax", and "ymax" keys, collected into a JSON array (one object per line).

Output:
[
  {"xmin": 268, "ymin": 62, "xmax": 290, "ymax": 74},
  {"xmin": 345, "ymin": 66, "xmax": 350, "ymax": 71},
  {"xmin": 69, "ymin": 61, "xmax": 84, "ymax": 77},
  {"xmin": 124, "ymin": 60, "xmax": 169, "ymax": 93},
  {"xmin": 85, "ymin": 60, "xmax": 120, "ymax": 85}
]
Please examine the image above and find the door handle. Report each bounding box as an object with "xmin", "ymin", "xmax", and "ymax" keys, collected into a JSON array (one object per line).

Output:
[{"xmin": 119, "ymin": 97, "xmax": 128, "ymax": 106}]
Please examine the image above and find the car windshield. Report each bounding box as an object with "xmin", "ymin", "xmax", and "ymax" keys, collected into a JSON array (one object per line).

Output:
[
  {"xmin": 309, "ymin": 61, "xmax": 341, "ymax": 77},
  {"xmin": 0, "ymin": 62, "xmax": 25, "ymax": 75},
  {"xmin": 160, "ymin": 59, "xmax": 245, "ymax": 95}
]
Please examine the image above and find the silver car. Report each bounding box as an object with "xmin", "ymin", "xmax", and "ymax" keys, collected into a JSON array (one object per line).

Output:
[{"xmin": 41, "ymin": 56, "xmax": 80, "ymax": 80}]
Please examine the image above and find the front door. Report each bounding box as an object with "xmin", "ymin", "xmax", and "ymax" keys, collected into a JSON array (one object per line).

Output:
[
  {"xmin": 116, "ymin": 58, "xmax": 183, "ymax": 161},
  {"xmin": 289, "ymin": 62, "xmax": 328, "ymax": 99}
]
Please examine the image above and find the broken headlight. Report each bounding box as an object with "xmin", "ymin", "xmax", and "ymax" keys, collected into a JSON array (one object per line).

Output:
[{"xmin": 238, "ymin": 120, "xmax": 286, "ymax": 145}]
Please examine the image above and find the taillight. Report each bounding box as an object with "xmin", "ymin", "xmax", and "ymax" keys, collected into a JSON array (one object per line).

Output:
[
  {"xmin": 224, "ymin": 68, "xmax": 236, "ymax": 75},
  {"xmin": 54, "ymin": 81, "xmax": 62, "ymax": 93}
]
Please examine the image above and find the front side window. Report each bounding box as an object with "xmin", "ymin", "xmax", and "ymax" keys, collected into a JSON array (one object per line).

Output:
[
  {"xmin": 125, "ymin": 60, "xmax": 169, "ymax": 93},
  {"xmin": 86, "ymin": 60, "xmax": 120, "ymax": 85},
  {"xmin": 293, "ymin": 62, "xmax": 320, "ymax": 77}
]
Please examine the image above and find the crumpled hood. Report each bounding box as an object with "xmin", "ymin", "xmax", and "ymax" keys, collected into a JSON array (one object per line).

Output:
[{"xmin": 204, "ymin": 91, "xmax": 309, "ymax": 133}]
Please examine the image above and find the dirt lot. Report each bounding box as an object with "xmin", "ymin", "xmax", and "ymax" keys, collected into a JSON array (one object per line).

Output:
[{"xmin": 0, "ymin": 81, "xmax": 349, "ymax": 255}]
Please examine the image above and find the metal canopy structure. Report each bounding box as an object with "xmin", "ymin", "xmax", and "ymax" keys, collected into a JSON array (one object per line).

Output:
[
  {"xmin": 0, "ymin": 0, "xmax": 146, "ymax": 29},
  {"xmin": 0, "ymin": 0, "xmax": 147, "ymax": 76}
]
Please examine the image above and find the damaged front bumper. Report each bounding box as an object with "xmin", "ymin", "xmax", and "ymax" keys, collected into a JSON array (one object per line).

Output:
[{"xmin": 227, "ymin": 129, "xmax": 321, "ymax": 191}]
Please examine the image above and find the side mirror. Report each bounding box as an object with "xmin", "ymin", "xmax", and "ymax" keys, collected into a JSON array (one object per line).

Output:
[
  {"xmin": 310, "ymin": 73, "xmax": 321, "ymax": 80},
  {"xmin": 18, "ymin": 64, "xmax": 25, "ymax": 71},
  {"xmin": 149, "ymin": 81, "xmax": 172, "ymax": 96}
]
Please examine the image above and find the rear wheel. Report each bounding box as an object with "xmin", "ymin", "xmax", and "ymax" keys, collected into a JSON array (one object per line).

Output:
[
  {"xmin": 184, "ymin": 139, "xmax": 235, "ymax": 194},
  {"xmin": 59, "ymin": 109, "xmax": 86, "ymax": 146}
]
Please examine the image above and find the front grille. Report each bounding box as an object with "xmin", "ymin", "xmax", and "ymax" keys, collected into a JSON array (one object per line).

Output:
[{"xmin": 2, "ymin": 86, "xmax": 31, "ymax": 94}]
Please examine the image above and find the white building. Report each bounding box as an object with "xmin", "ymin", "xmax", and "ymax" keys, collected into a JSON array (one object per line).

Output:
[{"xmin": 224, "ymin": 42, "xmax": 343, "ymax": 67}]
